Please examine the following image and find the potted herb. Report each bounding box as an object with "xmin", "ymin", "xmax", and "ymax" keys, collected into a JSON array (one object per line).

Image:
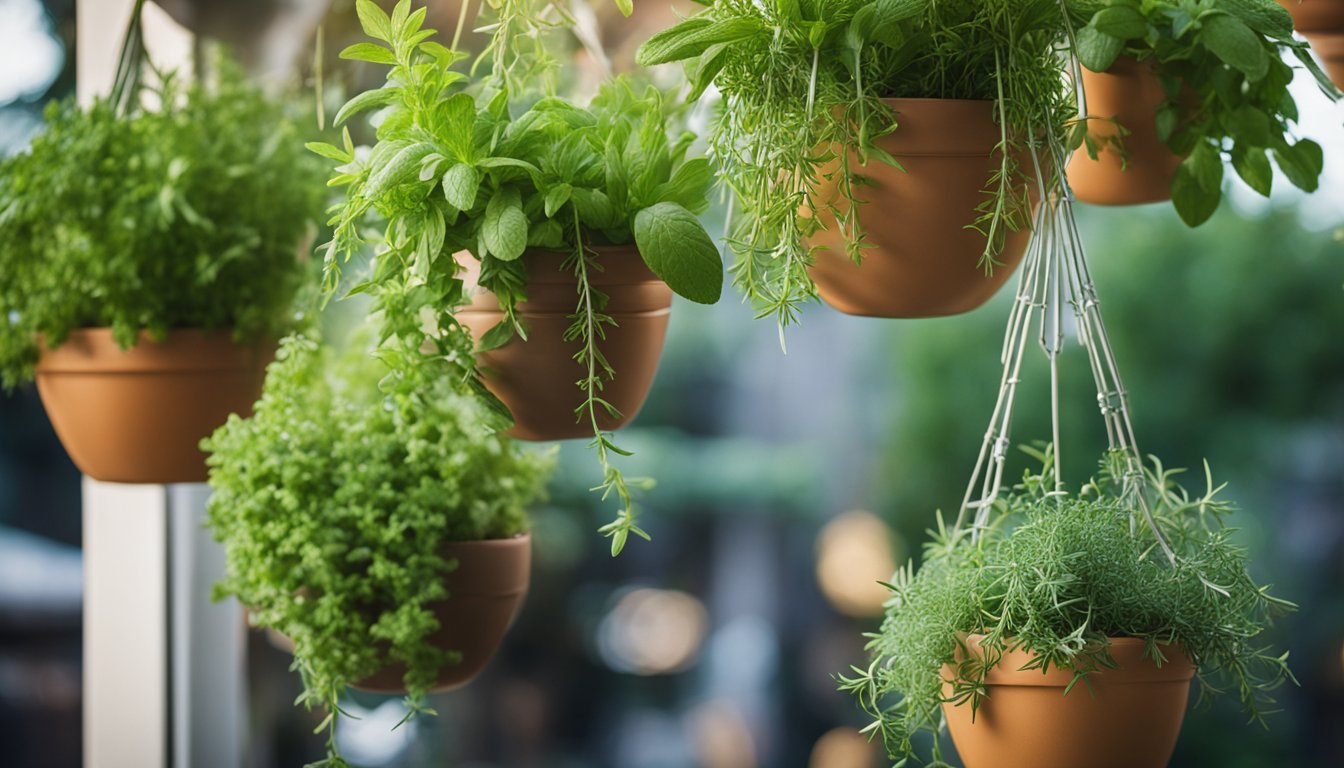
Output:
[
  {"xmin": 1067, "ymin": 0, "xmax": 1338, "ymax": 219},
  {"xmin": 842, "ymin": 452, "xmax": 1295, "ymax": 768},
  {"xmin": 204, "ymin": 334, "xmax": 553, "ymax": 765},
  {"xmin": 0, "ymin": 50, "xmax": 323, "ymax": 483},
  {"xmin": 637, "ymin": 0, "xmax": 1074, "ymax": 323},
  {"xmin": 314, "ymin": 0, "xmax": 723, "ymax": 554},
  {"xmin": 1279, "ymin": 0, "xmax": 1344, "ymax": 87}
]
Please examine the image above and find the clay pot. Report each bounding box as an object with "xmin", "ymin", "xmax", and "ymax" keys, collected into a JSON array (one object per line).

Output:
[
  {"xmin": 457, "ymin": 247, "xmax": 672, "ymax": 441},
  {"xmin": 805, "ymin": 98, "xmax": 1034, "ymax": 318},
  {"xmin": 943, "ymin": 636, "xmax": 1196, "ymax": 768},
  {"xmin": 34, "ymin": 329, "xmax": 273, "ymax": 484},
  {"xmin": 1281, "ymin": 0, "xmax": 1344, "ymax": 87},
  {"xmin": 354, "ymin": 535, "xmax": 532, "ymax": 693},
  {"xmin": 1068, "ymin": 56, "xmax": 1184, "ymax": 206}
]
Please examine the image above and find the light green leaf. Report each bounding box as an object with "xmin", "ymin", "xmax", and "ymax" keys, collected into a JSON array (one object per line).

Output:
[
  {"xmin": 1200, "ymin": 13, "xmax": 1269, "ymax": 80},
  {"xmin": 483, "ymin": 187, "xmax": 528, "ymax": 261},
  {"xmin": 305, "ymin": 141, "xmax": 351, "ymax": 162},
  {"xmin": 636, "ymin": 17, "xmax": 762, "ymax": 66},
  {"xmin": 613, "ymin": 0, "xmax": 633, "ymax": 18},
  {"xmin": 544, "ymin": 183, "xmax": 573, "ymax": 217},
  {"xmin": 633, "ymin": 202, "xmax": 723, "ymax": 304},
  {"xmin": 355, "ymin": 0, "xmax": 392, "ymax": 41},
  {"xmin": 333, "ymin": 88, "xmax": 399, "ymax": 127},
  {"xmin": 441, "ymin": 163, "xmax": 479, "ymax": 210},
  {"xmin": 339, "ymin": 43, "xmax": 396, "ymax": 65},
  {"xmin": 366, "ymin": 142, "xmax": 435, "ymax": 197}
]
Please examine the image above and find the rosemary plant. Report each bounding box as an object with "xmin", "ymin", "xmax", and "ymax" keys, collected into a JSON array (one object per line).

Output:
[
  {"xmin": 638, "ymin": 0, "xmax": 1075, "ymax": 331},
  {"xmin": 314, "ymin": 0, "xmax": 722, "ymax": 554},
  {"xmin": 841, "ymin": 449, "xmax": 1296, "ymax": 765}
]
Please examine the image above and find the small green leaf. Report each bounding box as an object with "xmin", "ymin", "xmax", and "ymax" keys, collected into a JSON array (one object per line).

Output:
[
  {"xmin": 305, "ymin": 141, "xmax": 351, "ymax": 162},
  {"xmin": 483, "ymin": 187, "xmax": 528, "ymax": 261},
  {"xmin": 544, "ymin": 183, "xmax": 573, "ymax": 217},
  {"xmin": 355, "ymin": 0, "xmax": 392, "ymax": 42},
  {"xmin": 1230, "ymin": 146, "xmax": 1273, "ymax": 196},
  {"xmin": 476, "ymin": 320, "xmax": 516, "ymax": 353},
  {"xmin": 613, "ymin": 0, "xmax": 633, "ymax": 18},
  {"xmin": 339, "ymin": 43, "xmax": 396, "ymax": 65},
  {"xmin": 366, "ymin": 142, "xmax": 435, "ymax": 197},
  {"xmin": 1076, "ymin": 26, "xmax": 1124, "ymax": 73},
  {"xmin": 1154, "ymin": 104, "xmax": 1179, "ymax": 142},
  {"xmin": 1222, "ymin": 105, "xmax": 1271, "ymax": 146},
  {"xmin": 1272, "ymin": 138, "xmax": 1324, "ymax": 192},
  {"xmin": 333, "ymin": 88, "xmax": 399, "ymax": 127},
  {"xmin": 1171, "ymin": 157, "xmax": 1221, "ymax": 227},
  {"xmin": 441, "ymin": 163, "xmax": 479, "ymax": 210},
  {"xmin": 636, "ymin": 17, "xmax": 762, "ymax": 66},
  {"xmin": 1199, "ymin": 13, "xmax": 1269, "ymax": 80},
  {"xmin": 633, "ymin": 202, "xmax": 723, "ymax": 304},
  {"xmin": 1092, "ymin": 6, "xmax": 1148, "ymax": 39}
]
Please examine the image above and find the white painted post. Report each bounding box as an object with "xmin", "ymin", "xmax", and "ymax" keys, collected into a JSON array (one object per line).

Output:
[{"xmin": 77, "ymin": 3, "xmax": 243, "ymax": 768}]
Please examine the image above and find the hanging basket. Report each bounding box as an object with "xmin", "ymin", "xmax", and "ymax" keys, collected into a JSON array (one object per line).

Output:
[
  {"xmin": 458, "ymin": 247, "xmax": 672, "ymax": 441},
  {"xmin": 1068, "ymin": 56, "xmax": 1184, "ymax": 206},
  {"xmin": 354, "ymin": 535, "xmax": 532, "ymax": 694},
  {"xmin": 943, "ymin": 636, "xmax": 1195, "ymax": 768},
  {"xmin": 1281, "ymin": 0, "xmax": 1344, "ymax": 87},
  {"xmin": 35, "ymin": 329, "xmax": 272, "ymax": 483},
  {"xmin": 806, "ymin": 99, "xmax": 1033, "ymax": 318}
]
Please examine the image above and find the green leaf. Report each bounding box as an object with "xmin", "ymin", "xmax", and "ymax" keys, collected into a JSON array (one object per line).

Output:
[
  {"xmin": 439, "ymin": 93, "xmax": 477, "ymax": 162},
  {"xmin": 1076, "ymin": 26, "xmax": 1124, "ymax": 73},
  {"xmin": 355, "ymin": 0, "xmax": 392, "ymax": 42},
  {"xmin": 339, "ymin": 43, "xmax": 396, "ymax": 65},
  {"xmin": 476, "ymin": 320, "xmax": 516, "ymax": 353},
  {"xmin": 544, "ymin": 183, "xmax": 572, "ymax": 218},
  {"xmin": 441, "ymin": 163, "xmax": 479, "ymax": 210},
  {"xmin": 1154, "ymin": 104, "xmax": 1179, "ymax": 142},
  {"xmin": 483, "ymin": 187, "xmax": 528, "ymax": 261},
  {"xmin": 1189, "ymin": 142, "xmax": 1225, "ymax": 192},
  {"xmin": 571, "ymin": 188, "xmax": 620, "ymax": 229},
  {"xmin": 1092, "ymin": 6, "xmax": 1148, "ymax": 39},
  {"xmin": 633, "ymin": 202, "xmax": 723, "ymax": 304},
  {"xmin": 333, "ymin": 88, "xmax": 399, "ymax": 127},
  {"xmin": 1272, "ymin": 138, "xmax": 1324, "ymax": 192},
  {"xmin": 1199, "ymin": 13, "xmax": 1270, "ymax": 80},
  {"xmin": 1220, "ymin": 0, "xmax": 1294, "ymax": 38},
  {"xmin": 1171, "ymin": 156, "xmax": 1221, "ymax": 227},
  {"xmin": 613, "ymin": 0, "xmax": 633, "ymax": 18},
  {"xmin": 1222, "ymin": 105, "xmax": 1271, "ymax": 146},
  {"xmin": 654, "ymin": 157, "xmax": 714, "ymax": 213},
  {"xmin": 636, "ymin": 17, "xmax": 762, "ymax": 66},
  {"xmin": 1230, "ymin": 146, "xmax": 1273, "ymax": 196},
  {"xmin": 305, "ymin": 141, "xmax": 351, "ymax": 162},
  {"xmin": 367, "ymin": 142, "xmax": 435, "ymax": 197}
]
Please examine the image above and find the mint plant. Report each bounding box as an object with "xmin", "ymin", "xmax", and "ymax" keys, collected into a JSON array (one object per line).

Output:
[
  {"xmin": 841, "ymin": 450, "xmax": 1296, "ymax": 765},
  {"xmin": 637, "ymin": 0, "xmax": 1075, "ymax": 331},
  {"xmin": 1067, "ymin": 0, "xmax": 1340, "ymax": 225},
  {"xmin": 205, "ymin": 334, "xmax": 552, "ymax": 767},
  {"xmin": 0, "ymin": 57, "xmax": 324, "ymax": 389},
  {"xmin": 312, "ymin": 0, "xmax": 723, "ymax": 554}
]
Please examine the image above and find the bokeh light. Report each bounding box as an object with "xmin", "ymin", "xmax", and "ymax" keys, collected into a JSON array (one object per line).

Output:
[
  {"xmin": 597, "ymin": 587, "xmax": 708, "ymax": 675},
  {"xmin": 808, "ymin": 726, "xmax": 878, "ymax": 768},
  {"xmin": 815, "ymin": 511, "xmax": 899, "ymax": 618}
]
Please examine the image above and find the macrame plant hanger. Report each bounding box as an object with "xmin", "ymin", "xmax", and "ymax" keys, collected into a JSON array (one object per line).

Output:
[{"xmin": 948, "ymin": 27, "xmax": 1178, "ymax": 565}]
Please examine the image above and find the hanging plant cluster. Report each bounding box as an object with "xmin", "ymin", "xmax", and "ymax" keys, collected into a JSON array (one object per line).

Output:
[{"xmin": 0, "ymin": 0, "xmax": 1336, "ymax": 764}]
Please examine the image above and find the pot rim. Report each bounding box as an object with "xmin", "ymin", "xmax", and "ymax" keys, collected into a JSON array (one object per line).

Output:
[
  {"xmin": 949, "ymin": 633, "xmax": 1197, "ymax": 688},
  {"xmin": 35, "ymin": 328, "xmax": 276, "ymax": 374}
]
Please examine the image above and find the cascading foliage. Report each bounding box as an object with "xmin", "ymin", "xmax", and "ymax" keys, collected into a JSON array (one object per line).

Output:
[{"xmin": 637, "ymin": 0, "xmax": 1076, "ymax": 330}]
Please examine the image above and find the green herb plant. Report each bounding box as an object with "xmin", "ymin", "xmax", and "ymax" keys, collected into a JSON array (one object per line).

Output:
[
  {"xmin": 204, "ymin": 334, "xmax": 553, "ymax": 767},
  {"xmin": 841, "ymin": 448, "xmax": 1296, "ymax": 765},
  {"xmin": 1068, "ymin": 0, "xmax": 1340, "ymax": 226},
  {"xmin": 637, "ymin": 0, "xmax": 1075, "ymax": 333},
  {"xmin": 312, "ymin": 0, "xmax": 723, "ymax": 554},
  {"xmin": 0, "ymin": 56, "xmax": 324, "ymax": 389}
]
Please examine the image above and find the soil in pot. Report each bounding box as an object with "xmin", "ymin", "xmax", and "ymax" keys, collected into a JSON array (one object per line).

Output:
[
  {"xmin": 805, "ymin": 98, "xmax": 1034, "ymax": 319},
  {"xmin": 354, "ymin": 534, "xmax": 532, "ymax": 693},
  {"xmin": 457, "ymin": 247, "xmax": 672, "ymax": 441},
  {"xmin": 1068, "ymin": 56, "xmax": 1184, "ymax": 206},
  {"xmin": 1281, "ymin": 0, "xmax": 1344, "ymax": 87},
  {"xmin": 35, "ymin": 329, "xmax": 273, "ymax": 484},
  {"xmin": 942, "ymin": 636, "xmax": 1196, "ymax": 768}
]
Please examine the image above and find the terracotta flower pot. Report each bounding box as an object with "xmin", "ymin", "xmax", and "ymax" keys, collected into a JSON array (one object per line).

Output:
[
  {"xmin": 943, "ymin": 636, "xmax": 1196, "ymax": 768},
  {"xmin": 457, "ymin": 247, "xmax": 672, "ymax": 441},
  {"xmin": 354, "ymin": 534, "xmax": 532, "ymax": 693},
  {"xmin": 34, "ymin": 329, "xmax": 273, "ymax": 484},
  {"xmin": 1068, "ymin": 56, "xmax": 1184, "ymax": 206},
  {"xmin": 1281, "ymin": 0, "xmax": 1344, "ymax": 87},
  {"xmin": 805, "ymin": 98, "xmax": 1034, "ymax": 318}
]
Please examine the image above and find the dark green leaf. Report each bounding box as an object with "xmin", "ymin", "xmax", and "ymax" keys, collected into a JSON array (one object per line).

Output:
[
  {"xmin": 633, "ymin": 202, "xmax": 723, "ymax": 304},
  {"xmin": 1230, "ymin": 145, "xmax": 1273, "ymax": 196},
  {"xmin": 1272, "ymin": 138, "xmax": 1323, "ymax": 192},
  {"xmin": 1171, "ymin": 156, "xmax": 1221, "ymax": 226},
  {"xmin": 1200, "ymin": 13, "xmax": 1270, "ymax": 80},
  {"xmin": 1092, "ymin": 6, "xmax": 1148, "ymax": 39},
  {"xmin": 1076, "ymin": 26, "xmax": 1124, "ymax": 72}
]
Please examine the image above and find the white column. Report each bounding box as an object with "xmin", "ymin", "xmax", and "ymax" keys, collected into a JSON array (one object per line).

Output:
[{"xmin": 77, "ymin": 3, "xmax": 242, "ymax": 768}]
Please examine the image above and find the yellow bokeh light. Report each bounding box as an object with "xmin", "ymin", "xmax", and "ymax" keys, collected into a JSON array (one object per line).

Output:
[{"xmin": 816, "ymin": 510, "xmax": 899, "ymax": 618}]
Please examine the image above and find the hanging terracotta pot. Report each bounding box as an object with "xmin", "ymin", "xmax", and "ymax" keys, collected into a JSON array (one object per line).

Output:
[
  {"xmin": 354, "ymin": 534, "xmax": 531, "ymax": 693},
  {"xmin": 34, "ymin": 329, "xmax": 273, "ymax": 484},
  {"xmin": 1281, "ymin": 0, "xmax": 1344, "ymax": 87},
  {"xmin": 1068, "ymin": 56, "xmax": 1184, "ymax": 206},
  {"xmin": 943, "ymin": 635, "xmax": 1195, "ymax": 768},
  {"xmin": 458, "ymin": 247, "xmax": 673, "ymax": 441},
  {"xmin": 805, "ymin": 98, "xmax": 1034, "ymax": 319}
]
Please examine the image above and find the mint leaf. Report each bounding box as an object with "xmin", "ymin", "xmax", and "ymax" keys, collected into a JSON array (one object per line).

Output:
[
  {"xmin": 1272, "ymin": 138, "xmax": 1324, "ymax": 192},
  {"xmin": 1092, "ymin": 6, "xmax": 1147, "ymax": 39},
  {"xmin": 333, "ymin": 88, "xmax": 399, "ymax": 127},
  {"xmin": 1076, "ymin": 26, "xmax": 1123, "ymax": 73},
  {"xmin": 1231, "ymin": 146, "xmax": 1273, "ymax": 196},
  {"xmin": 636, "ymin": 18, "xmax": 762, "ymax": 66},
  {"xmin": 633, "ymin": 202, "xmax": 723, "ymax": 304},
  {"xmin": 483, "ymin": 188, "xmax": 528, "ymax": 261},
  {"xmin": 441, "ymin": 163, "xmax": 479, "ymax": 210},
  {"xmin": 339, "ymin": 43, "xmax": 396, "ymax": 65},
  {"xmin": 1200, "ymin": 13, "xmax": 1269, "ymax": 80},
  {"xmin": 1171, "ymin": 157, "xmax": 1221, "ymax": 227}
]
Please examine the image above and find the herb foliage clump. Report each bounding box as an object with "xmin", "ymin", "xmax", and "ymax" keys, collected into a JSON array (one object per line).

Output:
[
  {"xmin": 204, "ymin": 334, "xmax": 552, "ymax": 765},
  {"xmin": 638, "ymin": 0, "xmax": 1074, "ymax": 329},
  {"xmin": 1068, "ymin": 0, "xmax": 1339, "ymax": 226},
  {"xmin": 0, "ymin": 61, "xmax": 325, "ymax": 389},
  {"xmin": 314, "ymin": 0, "xmax": 722, "ymax": 554},
  {"xmin": 842, "ymin": 451, "xmax": 1296, "ymax": 765}
]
